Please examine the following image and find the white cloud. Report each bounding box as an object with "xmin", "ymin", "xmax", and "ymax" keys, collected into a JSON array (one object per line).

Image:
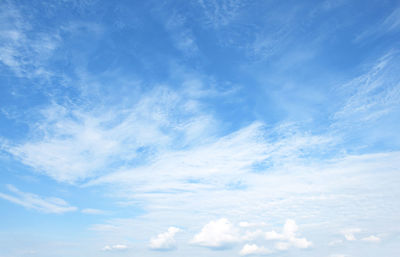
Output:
[
  {"xmin": 239, "ymin": 222, "xmax": 267, "ymax": 228},
  {"xmin": 0, "ymin": 185, "xmax": 77, "ymax": 214},
  {"xmin": 0, "ymin": 2, "xmax": 59, "ymax": 78},
  {"xmin": 81, "ymin": 208, "xmax": 106, "ymax": 215},
  {"xmin": 361, "ymin": 235, "xmax": 380, "ymax": 243},
  {"xmin": 197, "ymin": 0, "xmax": 243, "ymax": 28},
  {"xmin": 239, "ymin": 244, "xmax": 272, "ymax": 256},
  {"xmin": 341, "ymin": 228, "xmax": 361, "ymax": 241},
  {"xmin": 5, "ymin": 85, "xmax": 218, "ymax": 184},
  {"xmin": 333, "ymin": 52, "xmax": 400, "ymax": 126},
  {"xmin": 265, "ymin": 219, "xmax": 312, "ymax": 250},
  {"xmin": 102, "ymin": 244, "xmax": 128, "ymax": 251},
  {"xmin": 191, "ymin": 218, "xmax": 240, "ymax": 249},
  {"xmin": 149, "ymin": 227, "xmax": 181, "ymax": 251}
]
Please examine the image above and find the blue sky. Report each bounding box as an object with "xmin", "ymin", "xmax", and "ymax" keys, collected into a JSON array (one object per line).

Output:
[{"xmin": 0, "ymin": 0, "xmax": 400, "ymax": 256}]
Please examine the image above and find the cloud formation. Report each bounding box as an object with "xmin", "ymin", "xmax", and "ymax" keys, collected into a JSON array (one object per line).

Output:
[
  {"xmin": 265, "ymin": 219, "xmax": 312, "ymax": 250},
  {"xmin": 0, "ymin": 185, "xmax": 77, "ymax": 214},
  {"xmin": 239, "ymin": 244, "xmax": 272, "ymax": 256},
  {"xmin": 149, "ymin": 227, "xmax": 181, "ymax": 251},
  {"xmin": 361, "ymin": 235, "xmax": 381, "ymax": 243},
  {"xmin": 102, "ymin": 244, "xmax": 128, "ymax": 251},
  {"xmin": 191, "ymin": 218, "xmax": 240, "ymax": 249}
]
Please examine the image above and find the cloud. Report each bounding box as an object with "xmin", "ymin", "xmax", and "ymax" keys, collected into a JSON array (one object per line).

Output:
[
  {"xmin": 333, "ymin": 52, "xmax": 400, "ymax": 126},
  {"xmin": 164, "ymin": 12, "xmax": 199, "ymax": 56},
  {"xmin": 383, "ymin": 8, "xmax": 400, "ymax": 32},
  {"xmin": 239, "ymin": 222, "xmax": 268, "ymax": 228},
  {"xmin": 197, "ymin": 0, "xmax": 243, "ymax": 28},
  {"xmin": 149, "ymin": 227, "xmax": 181, "ymax": 251},
  {"xmin": 0, "ymin": 2, "xmax": 59, "ymax": 78},
  {"xmin": 5, "ymin": 85, "xmax": 217, "ymax": 184},
  {"xmin": 191, "ymin": 218, "xmax": 240, "ymax": 249},
  {"xmin": 102, "ymin": 244, "xmax": 128, "ymax": 251},
  {"xmin": 341, "ymin": 228, "xmax": 361, "ymax": 241},
  {"xmin": 361, "ymin": 235, "xmax": 380, "ymax": 243},
  {"xmin": 0, "ymin": 185, "xmax": 77, "ymax": 214},
  {"xmin": 265, "ymin": 219, "xmax": 312, "ymax": 250},
  {"xmin": 81, "ymin": 208, "xmax": 106, "ymax": 215},
  {"xmin": 239, "ymin": 244, "xmax": 272, "ymax": 256}
]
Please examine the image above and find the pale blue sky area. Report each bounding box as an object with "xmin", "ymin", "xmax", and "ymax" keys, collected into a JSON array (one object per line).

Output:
[{"xmin": 0, "ymin": 1, "xmax": 400, "ymax": 257}]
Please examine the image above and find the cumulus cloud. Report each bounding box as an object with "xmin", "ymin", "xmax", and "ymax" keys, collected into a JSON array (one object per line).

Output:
[
  {"xmin": 239, "ymin": 244, "xmax": 272, "ymax": 256},
  {"xmin": 265, "ymin": 219, "xmax": 312, "ymax": 250},
  {"xmin": 149, "ymin": 227, "xmax": 181, "ymax": 251},
  {"xmin": 191, "ymin": 218, "xmax": 240, "ymax": 249},
  {"xmin": 0, "ymin": 184, "xmax": 77, "ymax": 214},
  {"xmin": 102, "ymin": 244, "xmax": 128, "ymax": 251},
  {"xmin": 361, "ymin": 235, "xmax": 380, "ymax": 243}
]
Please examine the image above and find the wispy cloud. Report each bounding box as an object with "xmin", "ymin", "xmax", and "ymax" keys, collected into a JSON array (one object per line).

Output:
[
  {"xmin": 0, "ymin": 185, "xmax": 77, "ymax": 214},
  {"xmin": 5, "ymin": 85, "xmax": 217, "ymax": 183},
  {"xmin": 333, "ymin": 52, "xmax": 400, "ymax": 126},
  {"xmin": 0, "ymin": 2, "xmax": 59, "ymax": 78},
  {"xmin": 197, "ymin": 0, "xmax": 244, "ymax": 28},
  {"xmin": 361, "ymin": 235, "xmax": 380, "ymax": 243},
  {"xmin": 102, "ymin": 244, "xmax": 128, "ymax": 251},
  {"xmin": 355, "ymin": 7, "xmax": 400, "ymax": 42},
  {"xmin": 81, "ymin": 208, "xmax": 107, "ymax": 215}
]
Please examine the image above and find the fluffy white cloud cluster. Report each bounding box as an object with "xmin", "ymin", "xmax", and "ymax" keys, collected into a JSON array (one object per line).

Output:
[
  {"xmin": 191, "ymin": 218, "xmax": 240, "ymax": 249},
  {"xmin": 149, "ymin": 227, "xmax": 181, "ymax": 250},
  {"xmin": 190, "ymin": 218, "xmax": 311, "ymax": 254},
  {"xmin": 264, "ymin": 219, "xmax": 312, "ymax": 250}
]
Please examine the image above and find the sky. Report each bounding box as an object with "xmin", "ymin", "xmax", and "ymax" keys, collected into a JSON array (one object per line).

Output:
[{"xmin": 0, "ymin": 0, "xmax": 400, "ymax": 256}]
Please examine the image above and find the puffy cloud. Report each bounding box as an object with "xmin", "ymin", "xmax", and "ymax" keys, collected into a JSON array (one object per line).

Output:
[
  {"xmin": 240, "ymin": 244, "xmax": 272, "ymax": 256},
  {"xmin": 361, "ymin": 235, "xmax": 380, "ymax": 243},
  {"xmin": 265, "ymin": 219, "xmax": 312, "ymax": 250},
  {"xmin": 149, "ymin": 227, "xmax": 181, "ymax": 251},
  {"xmin": 191, "ymin": 218, "xmax": 240, "ymax": 249},
  {"xmin": 0, "ymin": 184, "xmax": 77, "ymax": 214},
  {"xmin": 102, "ymin": 244, "xmax": 128, "ymax": 251}
]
